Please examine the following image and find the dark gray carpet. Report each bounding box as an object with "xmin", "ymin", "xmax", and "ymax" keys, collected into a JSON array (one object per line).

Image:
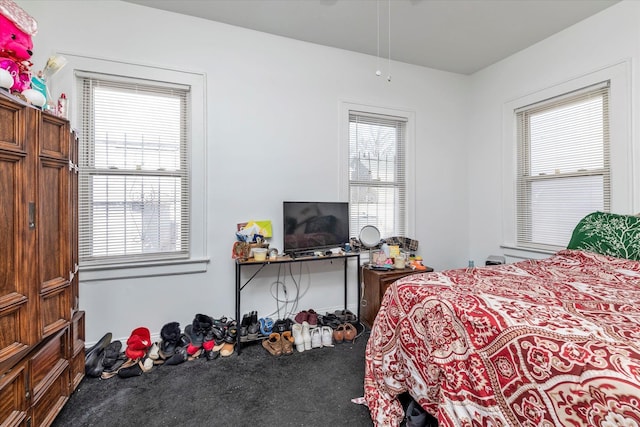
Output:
[{"xmin": 53, "ymin": 330, "xmax": 374, "ymax": 427}]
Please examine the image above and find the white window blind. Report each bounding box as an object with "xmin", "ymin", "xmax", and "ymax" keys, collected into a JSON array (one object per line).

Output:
[
  {"xmin": 516, "ymin": 81, "xmax": 610, "ymax": 250},
  {"xmin": 78, "ymin": 73, "xmax": 190, "ymax": 266},
  {"xmin": 348, "ymin": 111, "xmax": 407, "ymax": 239}
]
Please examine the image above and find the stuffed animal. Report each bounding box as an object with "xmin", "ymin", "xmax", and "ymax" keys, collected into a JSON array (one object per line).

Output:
[{"xmin": 0, "ymin": 0, "xmax": 37, "ymax": 92}]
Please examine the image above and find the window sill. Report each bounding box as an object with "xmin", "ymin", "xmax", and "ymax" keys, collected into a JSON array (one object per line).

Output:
[{"xmin": 80, "ymin": 257, "xmax": 210, "ymax": 282}]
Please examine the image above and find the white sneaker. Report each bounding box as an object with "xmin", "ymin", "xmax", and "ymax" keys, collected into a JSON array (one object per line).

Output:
[
  {"xmin": 302, "ymin": 321, "xmax": 312, "ymax": 351},
  {"xmin": 321, "ymin": 326, "xmax": 334, "ymax": 347},
  {"xmin": 311, "ymin": 327, "xmax": 322, "ymax": 348},
  {"xmin": 292, "ymin": 324, "xmax": 305, "ymax": 352}
]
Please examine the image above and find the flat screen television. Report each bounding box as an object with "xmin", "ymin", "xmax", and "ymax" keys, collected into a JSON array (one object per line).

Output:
[{"xmin": 283, "ymin": 201, "xmax": 350, "ymax": 255}]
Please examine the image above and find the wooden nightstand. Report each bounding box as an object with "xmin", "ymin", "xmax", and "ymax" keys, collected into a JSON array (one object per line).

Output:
[{"xmin": 361, "ymin": 266, "xmax": 433, "ymax": 328}]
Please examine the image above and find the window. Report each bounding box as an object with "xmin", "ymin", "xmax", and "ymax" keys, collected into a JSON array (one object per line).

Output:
[
  {"xmin": 348, "ymin": 111, "xmax": 407, "ymax": 239},
  {"xmin": 78, "ymin": 73, "xmax": 190, "ymax": 266},
  {"xmin": 515, "ymin": 81, "xmax": 610, "ymax": 250}
]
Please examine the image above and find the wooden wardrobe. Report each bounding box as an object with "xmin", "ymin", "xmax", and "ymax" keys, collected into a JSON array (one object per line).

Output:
[{"xmin": 0, "ymin": 90, "xmax": 84, "ymax": 426}]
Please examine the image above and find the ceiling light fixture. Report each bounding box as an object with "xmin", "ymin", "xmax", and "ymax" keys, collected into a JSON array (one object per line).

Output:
[
  {"xmin": 376, "ymin": 0, "xmax": 381, "ymax": 77},
  {"xmin": 387, "ymin": 0, "xmax": 391, "ymax": 82},
  {"xmin": 375, "ymin": 0, "xmax": 391, "ymax": 82}
]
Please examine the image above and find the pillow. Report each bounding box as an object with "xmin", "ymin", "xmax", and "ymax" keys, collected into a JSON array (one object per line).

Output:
[{"xmin": 567, "ymin": 211, "xmax": 640, "ymax": 260}]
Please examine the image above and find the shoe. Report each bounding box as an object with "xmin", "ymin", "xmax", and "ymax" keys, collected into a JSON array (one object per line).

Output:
[
  {"xmin": 85, "ymin": 349, "xmax": 106, "ymax": 378},
  {"xmin": 335, "ymin": 309, "xmax": 357, "ymax": 323},
  {"xmin": 343, "ymin": 323, "xmax": 357, "ymax": 342},
  {"xmin": 405, "ymin": 399, "xmax": 429, "ymax": 427},
  {"xmin": 259, "ymin": 317, "xmax": 274, "ymax": 336},
  {"xmin": 164, "ymin": 347, "xmax": 188, "ymax": 365},
  {"xmin": 321, "ymin": 326, "xmax": 334, "ymax": 347},
  {"xmin": 118, "ymin": 357, "xmax": 153, "ymax": 378},
  {"xmin": 85, "ymin": 332, "xmax": 112, "ymax": 361},
  {"xmin": 85, "ymin": 332, "xmax": 113, "ymax": 378},
  {"xmin": 240, "ymin": 313, "xmax": 251, "ymax": 342},
  {"xmin": 320, "ymin": 313, "xmax": 341, "ymax": 329},
  {"xmin": 101, "ymin": 340, "xmax": 122, "ymax": 370},
  {"xmin": 262, "ymin": 333, "xmax": 283, "ymax": 356},
  {"xmin": 291, "ymin": 324, "xmax": 305, "ymax": 353},
  {"xmin": 184, "ymin": 324, "xmax": 203, "ymax": 356},
  {"xmin": 220, "ymin": 342, "xmax": 235, "ymax": 357},
  {"xmin": 100, "ymin": 357, "xmax": 126, "ymax": 379},
  {"xmin": 333, "ymin": 324, "xmax": 345, "ymax": 344},
  {"xmin": 158, "ymin": 322, "xmax": 181, "ymax": 359},
  {"xmin": 125, "ymin": 327, "xmax": 151, "ymax": 360},
  {"xmin": 281, "ymin": 331, "xmax": 294, "ymax": 355},
  {"xmin": 204, "ymin": 348, "xmax": 220, "ymax": 360},
  {"xmin": 310, "ymin": 327, "xmax": 322, "ymax": 348},
  {"xmin": 307, "ymin": 309, "xmax": 318, "ymax": 327},
  {"xmin": 247, "ymin": 311, "xmax": 260, "ymax": 339},
  {"xmin": 302, "ymin": 321, "xmax": 312, "ymax": 351},
  {"xmin": 220, "ymin": 325, "xmax": 237, "ymax": 357},
  {"xmin": 294, "ymin": 310, "xmax": 308, "ymax": 324},
  {"xmin": 148, "ymin": 342, "xmax": 160, "ymax": 361}
]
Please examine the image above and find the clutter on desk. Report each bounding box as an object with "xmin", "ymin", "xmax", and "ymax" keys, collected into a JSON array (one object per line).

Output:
[{"xmin": 232, "ymin": 220, "xmax": 272, "ymax": 260}]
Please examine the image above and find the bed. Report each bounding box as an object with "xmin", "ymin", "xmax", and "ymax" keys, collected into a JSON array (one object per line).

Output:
[{"xmin": 364, "ymin": 212, "xmax": 640, "ymax": 426}]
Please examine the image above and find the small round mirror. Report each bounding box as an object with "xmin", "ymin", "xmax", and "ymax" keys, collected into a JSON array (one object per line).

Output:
[{"xmin": 359, "ymin": 225, "xmax": 381, "ymax": 248}]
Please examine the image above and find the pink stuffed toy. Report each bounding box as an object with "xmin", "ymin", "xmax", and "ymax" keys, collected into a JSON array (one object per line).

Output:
[{"xmin": 0, "ymin": 0, "xmax": 37, "ymax": 92}]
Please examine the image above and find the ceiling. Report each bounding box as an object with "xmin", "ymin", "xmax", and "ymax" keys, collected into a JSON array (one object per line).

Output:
[{"xmin": 124, "ymin": 0, "xmax": 619, "ymax": 75}]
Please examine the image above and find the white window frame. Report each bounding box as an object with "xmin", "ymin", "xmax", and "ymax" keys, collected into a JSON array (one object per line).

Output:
[
  {"xmin": 340, "ymin": 102, "xmax": 416, "ymax": 242},
  {"xmin": 56, "ymin": 53, "xmax": 208, "ymax": 280},
  {"xmin": 502, "ymin": 61, "xmax": 632, "ymax": 255}
]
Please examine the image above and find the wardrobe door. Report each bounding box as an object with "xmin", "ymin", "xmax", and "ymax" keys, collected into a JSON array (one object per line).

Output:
[
  {"xmin": 69, "ymin": 131, "xmax": 79, "ymax": 313},
  {"xmin": 37, "ymin": 113, "xmax": 71, "ymax": 339},
  {"xmin": 0, "ymin": 97, "xmax": 36, "ymax": 369}
]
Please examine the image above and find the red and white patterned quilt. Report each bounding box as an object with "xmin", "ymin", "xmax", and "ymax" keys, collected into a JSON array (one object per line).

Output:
[{"xmin": 364, "ymin": 250, "xmax": 640, "ymax": 426}]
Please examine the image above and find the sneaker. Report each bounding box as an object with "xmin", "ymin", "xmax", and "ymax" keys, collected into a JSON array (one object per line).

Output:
[
  {"xmin": 311, "ymin": 327, "xmax": 322, "ymax": 348},
  {"xmin": 292, "ymin": 324, "xmax": 305, "ymax": 352},
  {"xmin": 321, "ymin": 326, "xmax": 334, "ymax": 347},
  {"xmin": 302, "ymin": 321, "xmax": 312, "ymax": 351},
  {"xmin": 294, "ymin": 310, "xmax": 309, "ymax": 324}
]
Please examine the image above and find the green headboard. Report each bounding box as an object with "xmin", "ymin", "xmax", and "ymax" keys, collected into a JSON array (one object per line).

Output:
[{"xmin": 567, "ymin": 211, "xmax": 640, "ymax": 261}]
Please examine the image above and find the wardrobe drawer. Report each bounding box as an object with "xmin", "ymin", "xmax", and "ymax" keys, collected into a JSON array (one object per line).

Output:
[
  {"xmin": 29, "ymin": 329, "xmax": 68, "ymax": 403},
  {"xmin": 0, "ymin": 360, "xmax": 28, "ymax": 427},
  {"xmin": 30, "ymin": 367, "xmax": 69, "ymax": 427}
]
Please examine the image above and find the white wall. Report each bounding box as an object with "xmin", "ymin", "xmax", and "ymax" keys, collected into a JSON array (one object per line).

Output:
[
  {"xmin": 467, "ymin": 0, "xmax": 640, "ymax": 265},
  {"xmin": 17, "ymin": 1, "xmax": 469, "ymax": 343}
]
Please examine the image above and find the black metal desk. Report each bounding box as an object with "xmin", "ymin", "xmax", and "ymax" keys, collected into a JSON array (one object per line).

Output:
[{"xmin": 234, "ymin": 252, "xmax": 361, "ymax": 354}]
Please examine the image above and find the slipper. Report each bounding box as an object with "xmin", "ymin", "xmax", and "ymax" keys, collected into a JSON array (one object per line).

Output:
[{"xmin": 259, "ymin": 317, "xmax": 274, "ymax": 336}]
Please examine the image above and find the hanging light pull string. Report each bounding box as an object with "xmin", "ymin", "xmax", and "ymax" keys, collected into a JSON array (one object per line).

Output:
[
  {"xmin": 387, "ymin": 0, "xmax": 391, "ymax": 82},
  {"xmin": 376, "ymin": 0, "xmax": 381, "ymax": 76}
]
